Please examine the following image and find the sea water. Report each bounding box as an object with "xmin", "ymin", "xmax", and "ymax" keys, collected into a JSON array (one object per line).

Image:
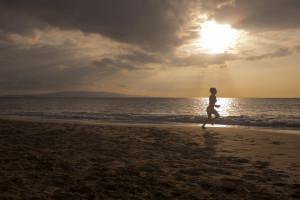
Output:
[{"xmin": 0, "ymin": 97, "xmax": 299, "ymax": 129}]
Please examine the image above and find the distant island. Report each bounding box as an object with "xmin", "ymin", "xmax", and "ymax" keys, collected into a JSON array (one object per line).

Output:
[{"xmin": 1, "ymin": 91, "xmax": 145, "ymax": 98}]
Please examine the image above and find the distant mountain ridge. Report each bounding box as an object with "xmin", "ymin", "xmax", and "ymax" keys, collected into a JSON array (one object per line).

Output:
[{"xmin": 1, "ymin": 91, "xmax": 144, "ymax": 98}]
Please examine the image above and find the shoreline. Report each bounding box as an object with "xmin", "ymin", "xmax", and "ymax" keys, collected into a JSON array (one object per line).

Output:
[
  {"xmin": 1, "ymin": 119, "xmax": 299, "ymax": 199},
  {"xmin": 1, "ymin": 115, "xmax": 300, "ymax": 135}
]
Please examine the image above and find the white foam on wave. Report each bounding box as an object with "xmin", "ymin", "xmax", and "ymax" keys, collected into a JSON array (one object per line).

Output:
[{"xmin": 1, "ymin": 111, "xmax": 300, "ymax": 129}]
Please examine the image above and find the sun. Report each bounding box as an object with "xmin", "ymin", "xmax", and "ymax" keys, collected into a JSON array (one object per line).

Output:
[{"xmin": 198, "ymin": 20, "xmax": 239, "ymax": 54}]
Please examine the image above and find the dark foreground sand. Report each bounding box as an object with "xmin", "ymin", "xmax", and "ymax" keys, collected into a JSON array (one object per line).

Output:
[{"xmin": 0, "ymin": 119, "xmax": 299, "ymax": 200}]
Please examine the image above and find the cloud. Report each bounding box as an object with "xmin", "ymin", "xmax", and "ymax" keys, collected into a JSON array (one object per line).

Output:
[
  {"xmin": 0, "ymin": 0, "xmax": 200, "ymax": 51},
  {"xmin": 1, "ymin": 0, "xmax": 299, "ymax": 96},
  {"xmin": 93, "ymin": 58, "xmax": 140, "ymax": 71},
  {"xmin": 245, "ymin": 47, "xmax": 293, "ymax": 61},
  {"xmin": 294, "ymin": 44, "xmax": 300, "ymax": 52},
  {"xmin": 170, "ymin": 52, "xmax": 237, "ymax": 67},
  {"xmin": 0, "ymin": 30, "xmax": 157, "ymax": 92},
  {"xmin": 208, "ymin": 0, "xmax": 300, "ymax": 32},
  {"xmin": 0, "ymin": 42, "xmax": 102, "ymax": 90},
  {"xmin": 118, "ymin": 50, "xmax": 165, "ymax": 64}
]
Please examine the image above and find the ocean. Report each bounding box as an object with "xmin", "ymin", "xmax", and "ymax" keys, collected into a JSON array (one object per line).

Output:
[{"xmin": 0, "ymin": 97, "xmax": 299, "ymax": 130}]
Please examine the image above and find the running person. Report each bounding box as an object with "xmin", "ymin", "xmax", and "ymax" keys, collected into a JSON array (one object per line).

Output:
[{"xmin": 202, "ymin": 88, "xmax": 220, "ymax": 129}]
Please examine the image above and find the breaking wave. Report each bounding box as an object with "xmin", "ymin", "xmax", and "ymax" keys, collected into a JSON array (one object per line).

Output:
[{"xmin": 2, "ymin": 111, "xmax": 300, "ymax": 129}]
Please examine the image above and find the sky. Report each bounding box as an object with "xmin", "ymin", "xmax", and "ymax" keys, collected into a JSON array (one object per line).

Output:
[{"xmin": 0, "ymin": 0, "xmax": 299, "ymax": 98}]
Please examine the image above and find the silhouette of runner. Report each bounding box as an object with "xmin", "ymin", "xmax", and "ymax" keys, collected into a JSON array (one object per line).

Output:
[{"xmin": 202, "ymin": 88, "xmax": 220, "ymax": 129}]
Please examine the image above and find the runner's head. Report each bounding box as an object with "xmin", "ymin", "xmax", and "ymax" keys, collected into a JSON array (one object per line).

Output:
[{"xmin": 209, "ymin": 88, "xmax": 217, "ymax": 94}]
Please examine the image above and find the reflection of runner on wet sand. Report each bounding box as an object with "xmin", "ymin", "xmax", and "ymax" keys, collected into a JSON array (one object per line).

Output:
[{"xmin": 202, "ymin": 88, "xmax": 220, "ymax": 129}]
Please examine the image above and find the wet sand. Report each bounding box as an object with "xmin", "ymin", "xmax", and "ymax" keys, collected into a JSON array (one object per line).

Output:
[{"xmin": 0, "ymin": 119, "xmax": 299, "ymax": 199}]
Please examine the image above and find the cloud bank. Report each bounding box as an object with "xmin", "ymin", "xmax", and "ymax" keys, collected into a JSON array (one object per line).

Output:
[{"xmin": 0, "ymin": 0, "xmax": 299, "ymax": 95}]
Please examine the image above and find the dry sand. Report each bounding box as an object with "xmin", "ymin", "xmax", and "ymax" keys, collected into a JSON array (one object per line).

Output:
[{"xmin": 0, "ymin": 119, "xmax": 299, "ymax": 199}]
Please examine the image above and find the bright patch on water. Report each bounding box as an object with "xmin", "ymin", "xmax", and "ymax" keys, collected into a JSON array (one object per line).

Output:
[{"xmin": 0, "ymin": 97, "xmax": 299, "ymax": 129}]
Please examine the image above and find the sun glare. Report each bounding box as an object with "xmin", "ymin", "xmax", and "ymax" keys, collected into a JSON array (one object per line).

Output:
[{"xmin": 198, "ymin": 21, "xmax": 239, "ymax": 54}]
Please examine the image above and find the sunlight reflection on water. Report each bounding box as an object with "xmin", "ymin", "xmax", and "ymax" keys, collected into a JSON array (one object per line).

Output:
[
  {"xmin": 0, "ymin": 97, "xmax": 299, "ymax": 128},
  {"xmin": 217, "ymin": 98, "xmax": 235, "ymax": 117},
  {"xmin": 194, "ymin": 97, "xmax": 237, "ymax": 117}
]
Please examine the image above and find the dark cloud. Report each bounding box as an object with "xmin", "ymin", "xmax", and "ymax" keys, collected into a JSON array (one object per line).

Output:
[
  {"xmin": 100, "ymin": 50, "xmax": 237, "ymax": 69},
  {"xmin": 0, "ymin": 0, "xmax": 199, "ymax": 51},
  {"xmin": 245, "ymin": 47, "xmax": 293, "ymax": 61},
  {"xmin": 209, "ymin": 0, "xmax": 300, "ymax": 32},
  {"xmin": 0, "ymin": 6, "xmax": 47, "ymax": 36},
  {"xmin": 170, "ymin": 53, "xmax": 237, "ymax": 67},
  {"xmin": 118, "ymin": 50, "xmax": 165, "ymax": 64},
  {"xmin": 294, "ymin": 45, "xmax": 300, "ymax": 52},
  {"xmin": 0, "ymin": 42, "xmax": 106, "ymax": 90},
  {"xmin": 93, "ymin": 58, "xmax": 140, "ymax": 71},
  {"xmin": 1, "ymin": 0, "xmax": 299, "ymax": 50}
]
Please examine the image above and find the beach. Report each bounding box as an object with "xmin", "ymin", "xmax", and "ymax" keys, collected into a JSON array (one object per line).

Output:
[{"xmin": 0, "ymin": 119, "xmax": 299, "ymax": 199}]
